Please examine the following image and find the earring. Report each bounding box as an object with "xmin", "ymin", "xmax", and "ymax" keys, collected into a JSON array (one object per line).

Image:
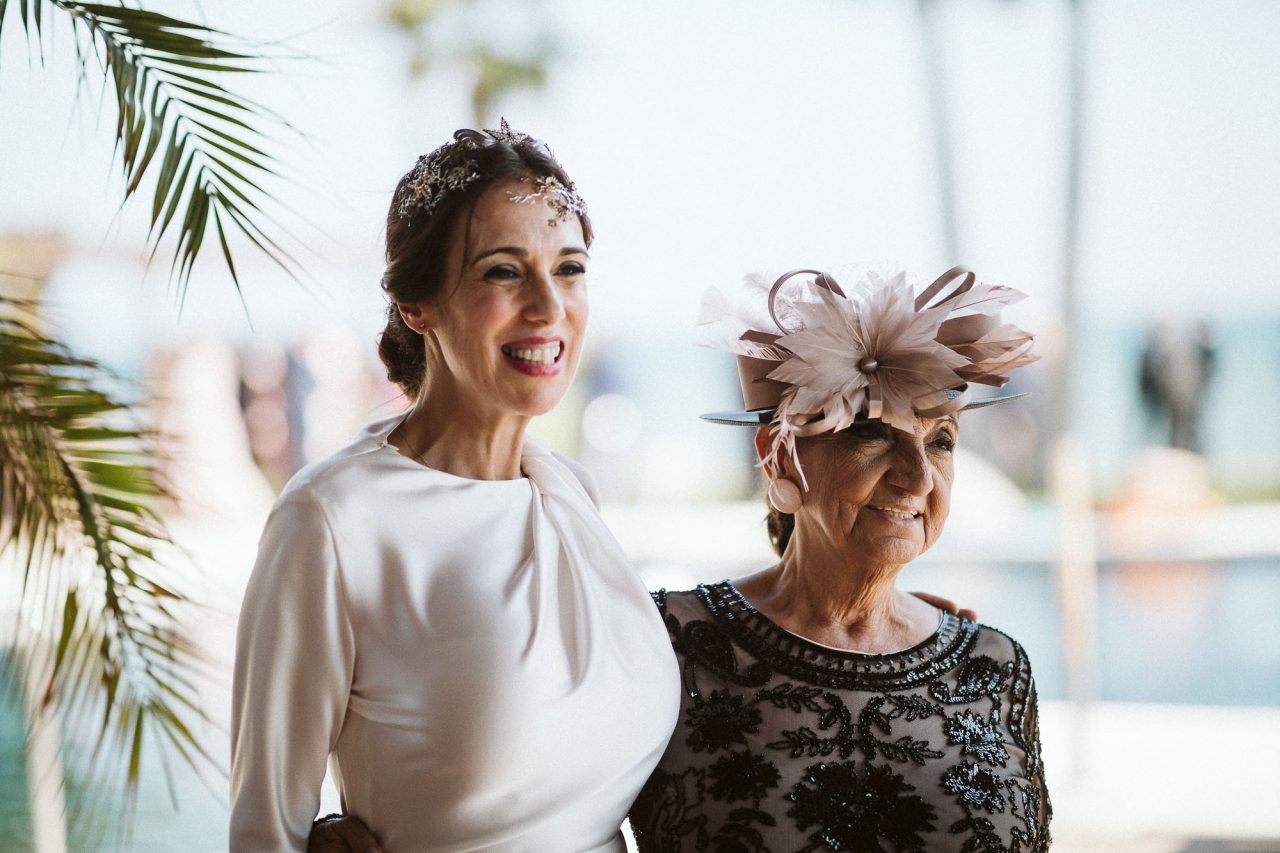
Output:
[{"xmin": 767, "ymin": 478, "xmax": 803, "ymax": 514}]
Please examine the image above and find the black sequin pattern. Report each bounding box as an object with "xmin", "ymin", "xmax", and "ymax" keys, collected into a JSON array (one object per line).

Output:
[{"xmin": 631, "ymin": 583, "xmax": 1051, "ymax": 852}]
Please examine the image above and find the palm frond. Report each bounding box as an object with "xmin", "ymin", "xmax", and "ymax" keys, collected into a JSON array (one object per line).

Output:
[
  {"xmin": 0, "ymin": 296, "xmax": 218, "ymax": 826},
  {"xmin": 3, "ymin": 1, "xmax": 301, "ymax": 304}
]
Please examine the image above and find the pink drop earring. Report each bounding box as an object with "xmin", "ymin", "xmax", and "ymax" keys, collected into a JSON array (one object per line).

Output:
[{"xmin": 767, "ymin": 477, "xmax": 803, "ymax": 514}]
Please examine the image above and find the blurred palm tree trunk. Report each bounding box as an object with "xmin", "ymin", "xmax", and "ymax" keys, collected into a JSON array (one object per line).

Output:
[
  {"xmin": 1, "ymin": 238, "xmax": 69, "ymax": 852},
  {"xmin": 1059, "ymin": 0, "xmax": 1087, "ymax": 435},
  {"xmin": 21, "ymin": 646, "xmax": 68, "ymax": 853},
  {"xmin": 913, "ymin": 0, "xmax": 1097, "ymax": 774},
  {"xmin": 1053, "ymin": 0, "xmax": 1099, "ymax": 783},
  {"xmin": 916, "ymin": 0, "xmax": 961, "ymax": 263}
]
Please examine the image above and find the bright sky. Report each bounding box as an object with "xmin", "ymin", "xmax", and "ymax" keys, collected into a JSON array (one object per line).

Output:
[{"xmin": 1, "ymin": 0, "xmax": 1278, "ymax": 351}]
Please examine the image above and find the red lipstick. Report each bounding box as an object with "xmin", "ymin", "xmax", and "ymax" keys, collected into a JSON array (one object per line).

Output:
[{"xmin": 500, "ymin": 337, "xmax": 565, "ymax": 377}]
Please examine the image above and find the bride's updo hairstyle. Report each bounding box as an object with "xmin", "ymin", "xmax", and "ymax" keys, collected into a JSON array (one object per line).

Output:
[{"xmin": 378, "ymin": 122, "xmax": 593, "ymax": 399}]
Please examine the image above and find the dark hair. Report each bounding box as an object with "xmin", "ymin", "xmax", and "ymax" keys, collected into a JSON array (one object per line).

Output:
[
  {"xmin": 765, "ymin": 502, "xmax": 794, "ymax": 557},
  {"xmin": 377, "ymin": 127, "xmax": 594, "ymax": 399}
]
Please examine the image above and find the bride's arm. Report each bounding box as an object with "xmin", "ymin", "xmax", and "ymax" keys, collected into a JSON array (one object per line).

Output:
[{"xmin": 231, "ymin": 490, "xmax": 356, "ymax": 851}]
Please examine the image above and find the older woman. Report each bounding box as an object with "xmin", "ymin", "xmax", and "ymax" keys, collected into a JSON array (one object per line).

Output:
[
  {"xmin": 628, "ymin": 267, "xmax": 1050, "ymax": 852},
  {"xmin": 230, "ymin": 124, "xmax": 681, "ymax": 851}
]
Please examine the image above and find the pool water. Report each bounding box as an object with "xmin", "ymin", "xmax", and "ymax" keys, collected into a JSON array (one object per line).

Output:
[{"xmin": 894, "ymin": 558, "xmax": 1280, "ymax": 707}]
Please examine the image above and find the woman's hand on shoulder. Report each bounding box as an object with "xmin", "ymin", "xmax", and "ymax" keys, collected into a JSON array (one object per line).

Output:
[
  {"xmin": 910, "ymin": 591, "xmax": 977, "ymax": 622},
  {"xmin": 309, "ymin": 813, "xmax": 383, "ymax": 853}
]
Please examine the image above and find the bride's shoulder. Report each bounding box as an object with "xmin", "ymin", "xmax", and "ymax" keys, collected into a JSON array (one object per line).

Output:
[
  {"xmin": 549, "ymin": 450, "xmax": 601, "ymax": 508},
  {"xmin": 280, "ymin": 414, "xmax": 415, "ymax": 496}
]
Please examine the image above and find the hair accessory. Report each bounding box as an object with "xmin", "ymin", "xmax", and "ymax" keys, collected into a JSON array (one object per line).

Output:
[
  {"xmin": 484, "ymin": 117, "xmax": 532, "ymax": 146},
  {"xmin": 396, "ymin": 142, "xmax": 483, "ymax": 221},
  {"xmin": 698, "ymin": 264, "xmax": 1038, "ymax": 488},
  {"xmin": 395, "ymin": 119, "xmax": 574, "ymax": 222},
  {"xmin": 508, "ymin": 175, "xmax": 589, "ymax": 226}
]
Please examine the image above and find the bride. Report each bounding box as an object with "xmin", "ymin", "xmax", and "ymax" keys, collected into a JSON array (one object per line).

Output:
[{"xmin": 230, "ymin": 123, "xmax": 679, "ymax": 851}]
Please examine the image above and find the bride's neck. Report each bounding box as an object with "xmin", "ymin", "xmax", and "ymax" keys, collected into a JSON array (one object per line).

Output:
[{"xmin": 391, "ymin": 389, "xmax": 530, "ymax": 480}]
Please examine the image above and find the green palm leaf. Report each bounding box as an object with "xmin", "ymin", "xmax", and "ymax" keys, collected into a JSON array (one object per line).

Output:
[
  {"xmin": 0, "ymin": 296, "xmax": 217, "ymax": 825},
  {"xmin": 1, "ymin": 0, "xmax": 300, "ymax": 304}
]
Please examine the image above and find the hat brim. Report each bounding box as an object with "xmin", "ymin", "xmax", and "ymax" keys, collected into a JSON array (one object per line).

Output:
[{"xmin": 699, "ymin": 392, "xmax": 1028, "ymax": 427}]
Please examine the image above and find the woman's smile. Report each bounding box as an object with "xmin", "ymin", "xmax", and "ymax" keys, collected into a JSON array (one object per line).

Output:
[
  {"xmin": 863, "ymin": 503, "xmax": 924, "ymax": 526},
  {"xmin": 500, "ymin": 336, "xmax": 565, "ymax": 376}
]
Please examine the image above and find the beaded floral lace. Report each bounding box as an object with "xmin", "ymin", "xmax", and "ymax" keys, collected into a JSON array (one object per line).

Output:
[{"xmin": 630, "ymin": 583, "xmax": 1051, "ymax": 853}]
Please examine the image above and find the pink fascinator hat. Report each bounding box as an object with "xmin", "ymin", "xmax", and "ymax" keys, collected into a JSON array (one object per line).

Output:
[{"xmin": 697, "ymin": 264, "xmax": 1039, "ymax": 486}]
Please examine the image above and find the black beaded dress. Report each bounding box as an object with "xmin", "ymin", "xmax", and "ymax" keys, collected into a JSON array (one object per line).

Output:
[{"xmin": 630, "ymin": 582, "xmax": 1051, "ymax": 853}]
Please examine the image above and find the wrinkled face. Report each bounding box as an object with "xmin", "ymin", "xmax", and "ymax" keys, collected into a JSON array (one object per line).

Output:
[
  {"xmin": 794, "ymin": 415, "xmax": 957, "ymax": 566},
  {"xmin": 411, "ymin": 179, "xmax": 589, "ymax": 420}
]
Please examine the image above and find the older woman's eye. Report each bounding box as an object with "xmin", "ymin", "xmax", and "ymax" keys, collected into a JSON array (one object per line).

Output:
[
  {"xmin": 930, "ymin": 432, "xmax": 956, "ymax": 452},
  {"xmin": 557, "ymin": 261, "xmax": 586, "ymax": 277}
]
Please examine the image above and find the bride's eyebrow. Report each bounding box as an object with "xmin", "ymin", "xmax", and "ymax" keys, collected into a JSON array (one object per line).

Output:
[
  {"xmin": 470, "ymin": 246, "xmax": 526, "ymax": 265},
  {"xmin": 469, "ymin": 246, "xmax": 589, "ymax": 265}
]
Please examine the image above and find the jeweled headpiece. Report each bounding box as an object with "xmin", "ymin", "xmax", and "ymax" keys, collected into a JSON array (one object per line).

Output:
[
  {"xmin": 698, "ymin": 264, "xmax": 1039, "ymax": 487},
  {"xmin": 395, "ymin": 119, "xmax": 587, "ymax": 225},
  {"xmin": 508, "ymin": 175, "xmax": 590, "ymax": 226}
]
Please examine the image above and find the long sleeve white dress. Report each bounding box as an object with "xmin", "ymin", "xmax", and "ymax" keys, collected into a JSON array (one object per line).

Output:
[{"xmin": 230, "ymin": 414, "xmax": 681, "ymax": 852}]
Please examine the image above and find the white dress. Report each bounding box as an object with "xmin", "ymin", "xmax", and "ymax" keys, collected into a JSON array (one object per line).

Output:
[{"xmin": 229, "ymin": 414, "xmax": 681, "ymax": 852}]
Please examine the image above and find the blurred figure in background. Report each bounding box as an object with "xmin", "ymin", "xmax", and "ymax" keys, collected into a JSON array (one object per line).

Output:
[
  {"xmin": 1140, "ymin": 318, "xmax": 1216, "ymax": 453},
  {"xmin": 238, "ymin": 340, "xmax": 299, "ymax": 491}
]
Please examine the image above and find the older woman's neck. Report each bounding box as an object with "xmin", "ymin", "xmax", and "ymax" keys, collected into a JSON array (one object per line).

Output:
[
  {"xmin": 786, "ymin": 545, "xmax": 903, "ymax": 623},
  {"xmin": 739, "ymin": 538, "xmax": 930, "ymax": 654}
]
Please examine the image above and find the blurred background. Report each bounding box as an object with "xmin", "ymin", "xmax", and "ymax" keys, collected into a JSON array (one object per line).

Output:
[{"xmin": 1, "ymin": 0, "xmax": 1278, "ymax": 850}]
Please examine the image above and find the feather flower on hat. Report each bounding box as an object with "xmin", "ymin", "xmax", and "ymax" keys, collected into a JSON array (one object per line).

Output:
[
  {"xmin": 697, "ymin": 272, "xmax": 794, "ymax": 361},
  {"xmin": 930, "ymin": 282, "xmax": 1039, "ymax": 389},
  {"xmin": 763, "ymin": 271, "xmax": 969, "ymax": 487},
  {"xmin": 769, "ymin": 271, "xmax": 969, "ymax": 435},
  {"xmin": 697, "ymin": 265, "xmax": 1038, "ymax": 491}
]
